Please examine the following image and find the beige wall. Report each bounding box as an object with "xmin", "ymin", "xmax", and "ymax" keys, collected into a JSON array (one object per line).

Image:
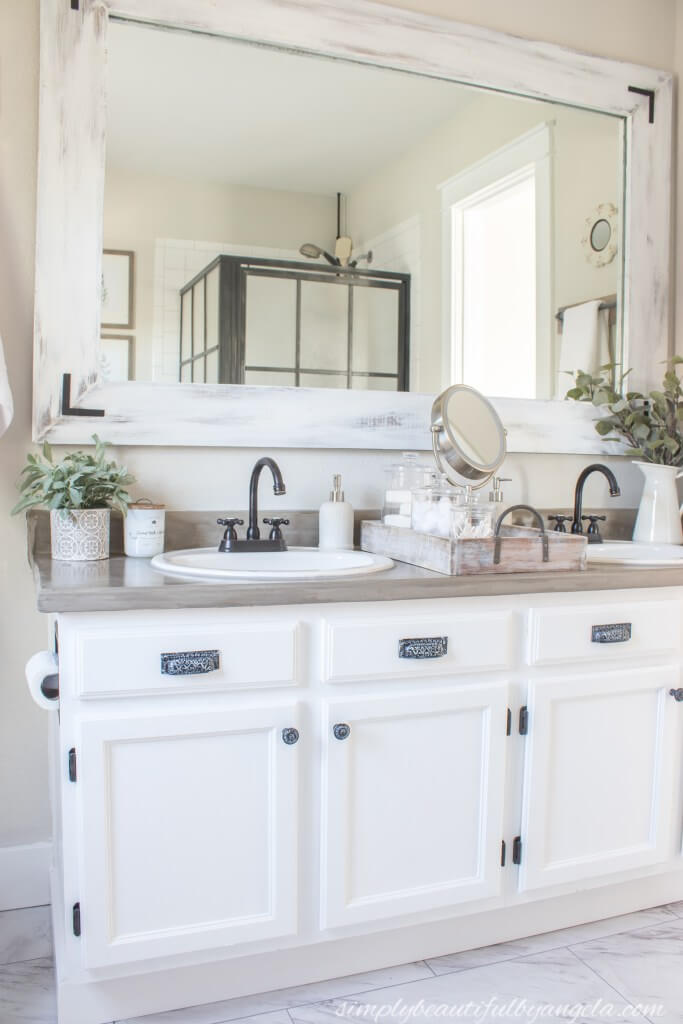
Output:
[{"xmin": 0, "ymin": 0, "xmax": 679, "ymax": 855}]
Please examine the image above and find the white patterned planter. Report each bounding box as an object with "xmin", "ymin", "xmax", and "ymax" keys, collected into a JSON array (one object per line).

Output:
[{"xmin": 50, "ymin": 509, "xmax": 110, "ymax": 561}]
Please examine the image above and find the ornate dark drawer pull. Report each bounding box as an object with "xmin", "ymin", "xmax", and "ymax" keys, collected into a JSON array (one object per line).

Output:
[
  {"xmin": 282, "ymin": 727, "xmax": 300, "ymax": 745},
  {"xmin": 161, "ymin": 650, "xmax": 220, "ymax": 676},
  {"xmin": 399, "ymin": 637, "xmax": 448, "ymax": 659},
  {"xmin": 333, "ymin": 723, "xmax": 351, "ymax": 741},
  {"xmin": 669, "ymin": 688, "xmax": 683, "ymax": 702},
  {"xmin": 494, "ymin": 504, "xmax": 548, "ymax": 564},
  {"xmin": 592, "ymin": 623, "xmax": 631, "ymax": 644}
]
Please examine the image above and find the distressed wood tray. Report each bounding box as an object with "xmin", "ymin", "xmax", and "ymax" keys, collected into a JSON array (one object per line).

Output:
[{"xmin": 360, "ymin": 520, "xmax": 587, "ymax": 576}]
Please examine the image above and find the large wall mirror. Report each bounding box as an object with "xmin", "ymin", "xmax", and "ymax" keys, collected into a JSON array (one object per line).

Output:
[
  {"xmin": 104, "ymin": 20, "xmax": 622, "ymax": 400},
  {"xmin": 33, "ymin": 0, "xmax": 672, "ymax": 450}
]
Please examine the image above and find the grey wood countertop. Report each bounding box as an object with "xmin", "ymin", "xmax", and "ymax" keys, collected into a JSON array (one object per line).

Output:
[{"xmin": 30, "ymin": 552, "xmax": 683, "ymax": 613}]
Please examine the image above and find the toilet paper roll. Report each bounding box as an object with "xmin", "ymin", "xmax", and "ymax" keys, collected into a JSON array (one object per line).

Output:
[{"xmin": 25, "ymin": 651, "xmax": 60, "ymax": 710}]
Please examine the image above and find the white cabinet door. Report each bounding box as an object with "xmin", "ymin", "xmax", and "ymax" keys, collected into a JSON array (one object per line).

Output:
[
  {"xmin": 519, "ymin": 667, "xmax": 680, "ymax": 892},
  {"xmin": 77, "ymin": 703, "xmax": 300, "ymax": 968},
  {"xmin": 321, "ymin": 683, "xmax": 509, "ymax": 928}
]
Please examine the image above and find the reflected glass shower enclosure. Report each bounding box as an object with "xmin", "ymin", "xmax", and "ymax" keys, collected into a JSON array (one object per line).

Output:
[{"xmin": 179, "ymin": 255, "xmax": 410, "ymax": 390}]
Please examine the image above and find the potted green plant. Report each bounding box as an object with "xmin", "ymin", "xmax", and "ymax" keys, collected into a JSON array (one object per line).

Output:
[
  {"xmin": 12, "ymin": 435, "xmax": 135, "ymax": 561},
  {"xmin": 567, "ymin": 358, "xmax": 683, "ymax": 543}
]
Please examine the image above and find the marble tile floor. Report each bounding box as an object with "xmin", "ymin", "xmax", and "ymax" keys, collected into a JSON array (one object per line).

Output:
[{"xmin": 1, "ymin": 903, "xmax": 682, "ymax": 1024}]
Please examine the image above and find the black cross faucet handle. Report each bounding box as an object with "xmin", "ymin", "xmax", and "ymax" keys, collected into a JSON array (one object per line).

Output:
[
  {"xmin": 548, "ymin": 514, "xmax": 570, "ymax": 533},
  {"xmin": 582, "ymin": 514, "xmax": 607, "ymax": 541},
  {"xmin": 217, "ymin": 517, "xmax": 244, "ymax": 540},
  {"xmin": 263, "ymin": 517, "xmax": 290, "ymax": 540}
]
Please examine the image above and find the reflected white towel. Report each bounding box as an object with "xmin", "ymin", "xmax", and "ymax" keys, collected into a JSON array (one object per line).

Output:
[
  {"xmin": 556, "ymin": 300, "xmax": 611, "ymax": 399},
  {"xmin": 0, "ymin": 334, "xmax": 12, "ymax": 437}
]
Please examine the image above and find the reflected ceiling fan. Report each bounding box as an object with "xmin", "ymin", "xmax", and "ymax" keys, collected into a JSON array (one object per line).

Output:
[{"xmin": 299, "ymin": 193, "xmax": 373, "ymax": 268}]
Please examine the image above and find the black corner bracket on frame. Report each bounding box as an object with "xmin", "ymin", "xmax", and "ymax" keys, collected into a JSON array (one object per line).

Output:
[
  {"xmin": 61, "ymin": 373, "xmax": 105, "ymax": 418},
  {"xmin": 628, "ymin": 85, "xmax": 655, "ymax": 124}
]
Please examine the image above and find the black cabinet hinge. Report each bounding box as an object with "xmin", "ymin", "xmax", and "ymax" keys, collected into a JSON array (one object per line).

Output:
[
  {"xmin": 512, "ymin": 836, "xmax": 522, "ymax": 865},
  {"xmin": 518, "ymin": 706, "xmax": 529, "ymax": 735},
  {"xmin": 72, "ymin": 902, "xmax": 81, "ymax": 937},
  {"xmin": 71, "ymin": 1, "xmax": 80, "ymax": 10},
  {"xmin": 500, "ymin": 839, "xmax": 506, "ymax": 866},
  {"xmin": 506, "ymin": 708, "xmax": 512, "ymax": 736},
  {"xmin": 68, "ymin": 748, "xmax": 77, "ymax": 783}
]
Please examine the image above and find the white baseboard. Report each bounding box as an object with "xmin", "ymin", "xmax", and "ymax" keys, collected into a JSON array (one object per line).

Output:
[{"xmin": 0, "ymin": 842, "xmax": 52, "ymax": 910}]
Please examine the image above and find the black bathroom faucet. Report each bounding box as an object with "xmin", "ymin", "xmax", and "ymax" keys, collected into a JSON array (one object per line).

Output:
[
  {"xmin": 571, "ymin": 463, "xmax": 620, "ymax": 543},
  {"xmin": 217, "ymin": 457, "xmax": 289, "ymax": 552},
  {"xmin": 247, "ymin": 457, "xmax": 286, "ymax": 539}
]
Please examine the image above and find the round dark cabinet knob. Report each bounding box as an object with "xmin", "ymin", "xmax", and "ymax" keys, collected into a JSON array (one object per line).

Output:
[
  {"xmin": 669, "ymin": 688, "xmax": 683, "ymax": 702},
  {"xmin": 282, "ymin": 727, "xmax": 299, "ymax": 745},
  {"xmin": 333, "ymin": 723, "xmax": 351, "ymax": 741}
]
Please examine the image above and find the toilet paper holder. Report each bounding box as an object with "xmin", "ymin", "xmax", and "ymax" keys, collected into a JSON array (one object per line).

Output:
[{"xmin": 25, "ymin": 651, "xmax": 60, "ymax": 710}]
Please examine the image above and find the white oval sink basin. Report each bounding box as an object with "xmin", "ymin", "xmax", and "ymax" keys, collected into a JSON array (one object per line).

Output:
[
  {"xmin": 151, "ymin": 546, "xmax": 394, "ymax": 581},
  {"xmin": 587, "ymin": 540, "xmax": 683, "ymax": 565}
]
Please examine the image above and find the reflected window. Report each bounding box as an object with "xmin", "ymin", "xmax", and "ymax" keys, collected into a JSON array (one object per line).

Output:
[
  {"xmin": 441, "ymin": 124, "xmax": 552, "ymax": 400},
  {"xmin": 179, "ymin": 256, "xmax": 410, "ymax": 389}
]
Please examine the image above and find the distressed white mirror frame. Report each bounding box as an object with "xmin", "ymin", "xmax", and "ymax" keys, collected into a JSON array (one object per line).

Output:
[{"xmin": 33, "ymin": 0, "xmax": 672, "ymax": 451}]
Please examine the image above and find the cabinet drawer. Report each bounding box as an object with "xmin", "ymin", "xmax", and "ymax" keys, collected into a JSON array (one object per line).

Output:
[
  {"xmin": 73, "ymin": 621, "xmax": 300, "ymax": 697},
  {"xmin": 528, "ymin": 599, "xmax": 681, "ymax": 666},
  {"xmin": 323, "ymin": 611, "xmax": 515, "ymax": 682}
]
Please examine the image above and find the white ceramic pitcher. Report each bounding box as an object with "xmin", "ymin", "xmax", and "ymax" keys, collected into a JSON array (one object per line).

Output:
[{"xmin": 632, "ymin": 461, "xmax": 683, "ymax": 544}]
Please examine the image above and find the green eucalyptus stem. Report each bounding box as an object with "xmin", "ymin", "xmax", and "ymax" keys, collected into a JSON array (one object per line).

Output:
[{"xmin": 566, "ymin": 357, "xmax": 683, "ymax": 467}]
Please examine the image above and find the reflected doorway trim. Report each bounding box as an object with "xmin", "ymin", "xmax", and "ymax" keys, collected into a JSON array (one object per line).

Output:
[{"xmin": 440, "ymin": 124, "xmax": 553, "ymax": 400}]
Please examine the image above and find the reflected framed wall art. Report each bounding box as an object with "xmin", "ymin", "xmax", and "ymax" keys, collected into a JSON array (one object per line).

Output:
[{"xmin": 102, "ymin": 249, "xmax": 135, "ymax": 329}]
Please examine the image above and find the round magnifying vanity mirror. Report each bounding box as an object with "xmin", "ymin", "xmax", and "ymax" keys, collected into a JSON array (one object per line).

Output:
[{"xmin": 431, "ymin": 384, "xmax": 507, "ymax": 487}]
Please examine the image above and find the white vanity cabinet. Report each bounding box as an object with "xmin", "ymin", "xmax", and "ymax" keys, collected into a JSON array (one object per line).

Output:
[
  {"xmin": 519, "ymin": 667, "xmax": 680, "ymax": 892},
  {"xmin": 76, "ymin": 704, "xmax": 300, "ymax": 969},
  {"xmin": 320, "ymin": 682, "xmax": 510, "ymax": 927},
  {"xmin": 43, "ymin": 589, "xmax": 683, "ymax": 1024}
]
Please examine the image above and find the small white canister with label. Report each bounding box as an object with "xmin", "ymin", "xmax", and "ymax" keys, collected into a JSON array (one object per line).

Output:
[{"xmin": 124, "ymin": 500, "xmax": 166, "ymax": 558}]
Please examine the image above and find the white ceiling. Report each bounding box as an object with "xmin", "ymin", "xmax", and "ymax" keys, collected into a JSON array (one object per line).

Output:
[{"xmin": 105, "ymin": 20, "xmax": 477, "ymax": 194}]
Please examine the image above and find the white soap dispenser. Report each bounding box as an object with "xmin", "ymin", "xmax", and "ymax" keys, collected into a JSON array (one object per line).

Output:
[{"xmin": 319, "ymin": 474, "xmax": 354, "ymax": 550}]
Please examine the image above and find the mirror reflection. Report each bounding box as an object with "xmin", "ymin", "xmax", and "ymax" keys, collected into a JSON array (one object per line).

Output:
[
  {"xmin": 103, "ymin": 20, "xmax": 624, "ymax": 400},
  {"xmin": 431, "ymin": 384, "xmax": 506, "ymax": 487},
  {"xmin": 590, "ymin": 219, "xmax": 612, "ymax": 252},
  {"xmin": 444, "ymin": 389, "xmax": 505, "ymax": 470}
]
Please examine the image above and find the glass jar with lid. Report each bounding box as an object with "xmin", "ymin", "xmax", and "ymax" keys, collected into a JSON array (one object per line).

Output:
[
  {"xmin": 411, "ymin": 479, "xmax": 494, "ymax": 540},
  {"xmin": 411, "ymin": 475, "xmax": 461, "ymax": 537},
  {"xmin": 383, "ymin": 452, "xmax": 434, "ymax": 527},
  {"xmin": 449, "ymin": 490, "xmax": 494, "ymax": 540}
]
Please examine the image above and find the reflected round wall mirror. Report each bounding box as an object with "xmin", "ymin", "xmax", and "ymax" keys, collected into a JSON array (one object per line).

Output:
[
  {"xmin": 590, "ymin": 219, "xmax": 612, "ymax": 251},
  {"xmin": 582, "ymin": 202, "xmax": 618, "ymax": 267},
  {"xmin": 431, "ymin": 385, "xmax": 507, "ymax": 487}
]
